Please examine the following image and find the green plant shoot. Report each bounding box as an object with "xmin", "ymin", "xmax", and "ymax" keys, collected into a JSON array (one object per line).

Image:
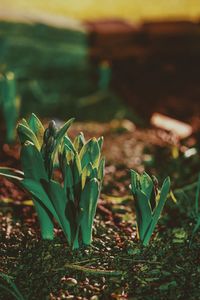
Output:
[
  {"xmin": 0, "ymin": 272, "xmax": 25, "ymax": 300},
  {"xmin": 130, "ymin": 170, "xmax": 171, "ymax": 246},
  {"xmin": 0, "ymin": 113, "xmax": 105, "ymax": 249},
  {"xmin": 58, "ymin": 133, "xmax": 105, "ymax": 248},
  {"xmin": 190, "ymin": 174, "xmax": 200, "ymax": 246},
  {"xmin": 0, "ymin": 72, "xmax": 20, "ymax": 143},
  {"xmin": 0, "ymin": 113, "xmax": 74, "ymax": 241}
]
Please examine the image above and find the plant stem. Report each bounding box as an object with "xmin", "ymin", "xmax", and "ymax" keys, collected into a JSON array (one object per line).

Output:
[{"xmin": 54, "ymin": 263, "xmax": 123, "ymax": 276}]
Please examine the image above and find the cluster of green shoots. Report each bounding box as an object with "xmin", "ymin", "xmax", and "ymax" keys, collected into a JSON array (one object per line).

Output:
[
  {"xmin": 0, "ymin": 113, "xmax": 172, "ymax": 249},
  {"xmin": 0, "ymin": 114, "xmax": 104, "ymax": 249},
  {"xmin": 130, "ymin": 170, "xmax": 170, "ymax": 246}
]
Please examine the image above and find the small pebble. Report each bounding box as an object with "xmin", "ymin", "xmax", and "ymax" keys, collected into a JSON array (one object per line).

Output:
[
  {"xmin": 90, "ymin": 296, "xmax": 99, "ymax": 300},
  {"xmin": 65, "ymin": 277, "xmax": 78, "ymax": 286}
]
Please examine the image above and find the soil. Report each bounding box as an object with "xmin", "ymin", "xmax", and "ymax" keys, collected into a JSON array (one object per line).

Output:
[{"xmin": 0, "ymin": 120, "xmax": 200, "ymax": 300}]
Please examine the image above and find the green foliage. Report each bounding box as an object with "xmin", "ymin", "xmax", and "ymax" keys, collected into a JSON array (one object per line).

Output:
[
  {"xmin": 190, "ymin": 174, "xmax": 200, "ymax": 246},
  {"xmin": 57, "ymin": 135, "xmax": 105, "ymax": 248},
  {"xmin": 0, "ymin": 22, "xmax": 131, "ymax": 123},
  {"xmin": 0, "ymin": 272, "xmax": 25, "ymax": 300},
  {"xmin": 0, "ymin": 113, "xmax": 104, "ymax": 249},
  {"xmin": 130, "ymin": 170, "xmax": 171, "ymax": 246},
  {"xmin": 17, "ymin": 114, "xmax": 74, "ymax": 178},
  {"xmin": 0, "ymin": 71, "xmax": 20, "ymax": 142}
]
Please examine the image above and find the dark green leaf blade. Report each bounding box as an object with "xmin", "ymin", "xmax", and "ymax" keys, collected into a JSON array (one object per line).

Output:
[
  {"xmin": 143, "ymin": 176, "xmax": 170, "ymax": 246},
  {"xmin": 97, "ymin": 156, "xmax": 105, "ymax": 182},
  {"xmin": 21, "ymin": 142, "xmax": 47, "ymax": 181},
  {"xmin": 79, "ymin": 178, "xmax": 99, "ymax": 245},
  {"xmin": 21, "ymin": 179, "xmax": 58, "ymax": 220},
  {"xmin": 55, "ymin": 118, "xmax": 75, "ymax": 145},
  {"xmin": 41, "ymin": 180, "xmax": 74, "ymax": 245},
  {"xmin": 135, "ymin": 189, "xmax": 152, "ymax": 242},
  {"xmin": 130, "ymin": 169, "xmax": 140, "ymax": 194},
  {"xmin": 80, "ymin": 138, "xmax": 100, "ymax": 169},
  {"xmin": 140, "ymin": 172, "xmax": 154, "ymax": 200},
  {"xmin": 17, "ymin": 123, "xmax": 40, "ymax": 150},
  {"xmin": 28, "ymin": 113, "xmax": 45, "ymax": 147}
]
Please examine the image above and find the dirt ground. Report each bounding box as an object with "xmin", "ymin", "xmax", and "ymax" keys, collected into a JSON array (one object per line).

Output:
[{"xmin": 0, "ymin": 118, "xmax": 200, "ymax": 299}]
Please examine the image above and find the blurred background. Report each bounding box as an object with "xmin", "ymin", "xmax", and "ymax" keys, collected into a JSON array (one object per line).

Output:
[{"xmin": 0, "ymin": 0, "xmax": 200, "ymax": 141}]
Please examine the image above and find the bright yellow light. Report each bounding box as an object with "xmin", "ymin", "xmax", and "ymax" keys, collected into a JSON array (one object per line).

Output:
[{"xmin": 0, "ymin": 0, "xmax": 200, "ymax": 21}]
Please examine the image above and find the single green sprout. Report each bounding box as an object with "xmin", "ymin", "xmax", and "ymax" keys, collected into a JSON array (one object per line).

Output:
[
  {"xmin": 0, "ymin": 72, "xmax": 20, "ymax": 143},
  {"xmin": 130, "ymin": 170, "xmax": 171, "ymax": 246},
  {"xmin": 190, "ymin": 174, "xmax": 200, "ymax": 246}
]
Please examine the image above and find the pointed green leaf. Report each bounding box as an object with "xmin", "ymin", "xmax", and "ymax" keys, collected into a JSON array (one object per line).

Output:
[
  {"xmin": 55, "ymin": 118, "xmax": 74, "ymax": 145},
  {"xmin": 81, "ymin": 163, "xmax": 93, "ymax": 189},
  {"xmin": 140, "ymin": 172, "xmax": 154, "ymax": 199},
  {"xmin": 130, "ymin": 169, "xmax": 140, "ymax": 194},
  {"xmin": 50, "ymin": 118, "xmax": 74, "ymax": 171},
  {"xmin": 28, "ymin": 113, "xmax": 45, "ymax": 147},
  {"xmin": 20, "ymin": 142, "xmax": 47, "ymax": 181},
  {"xmin": 20, "ymin": 118, "xmax": 29, "ymax": 128},
  {"xmin": 143, "ymin": 177, "xmax": 171, "ymax": 246},
  {"xmin": 97, "ymin": 136, "xmax": 104, "ymax": 151},
  {"xmin": 97, "ymin": 157, "xmax": 105, "ymax": 182},
  {"xmin": 64, "ymin": 144, "xmax": 74, "ymax": 164},
  {"xmin": 152, "ymin": 176, "xmax": 170, "ymax": 221},
  {"xmin": 81, "ymin": 165, "xmax": 88, "ymax": 190},
  {"xmin": 79, "ymin": 138, "xmax": 100, "ymax": 169},
  {"xmin": 135, "ymin": 189, "xmax": 152, "ymax": 241},
  {"xmin": 17, "ymin": 123, "xmax": 40, "ymax": 150},
  {"xmin": 74, "ymin": 132, "xmax": 85, "ymax": 153},
  {"xmin": 64, "ymin": 136, "xmax": 76, "ymax": 154}
]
